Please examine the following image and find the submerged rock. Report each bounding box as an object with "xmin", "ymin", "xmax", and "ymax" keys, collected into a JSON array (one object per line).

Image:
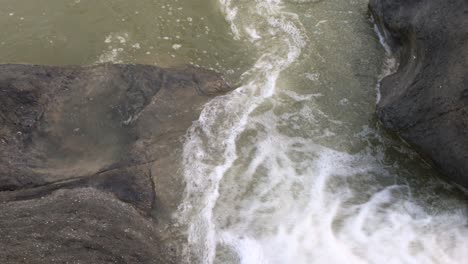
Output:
[
  {"xmin": 0, "ymin": 64, "xmax": 232, "ymax": 263},
  {"xmin": 369, "ymin": 0, "xmax": 468, "ymax": 189}
]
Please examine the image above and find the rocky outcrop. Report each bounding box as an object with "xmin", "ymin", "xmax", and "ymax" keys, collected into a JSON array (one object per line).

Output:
[
  {"xmin": 0, "ymin": 64, "xmax": 231, "ymax": 263},
  {"xmin": 369, "ymin": 0, "xmax": 468, "ymax": 190}
]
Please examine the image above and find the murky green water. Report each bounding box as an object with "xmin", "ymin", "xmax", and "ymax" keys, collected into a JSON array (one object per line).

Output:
[
  {"xmin": 2, "ymin": 0, "xmax": 467, "ymax": 263},
  {"xmin": 0, "ymin": 0, "xmax": 253, "ymax": 84}
]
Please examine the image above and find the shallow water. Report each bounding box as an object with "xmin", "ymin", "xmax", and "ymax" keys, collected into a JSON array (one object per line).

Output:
[{"xmin": 2, "ymin": 0, "xmax": 467, "ymax": 263}]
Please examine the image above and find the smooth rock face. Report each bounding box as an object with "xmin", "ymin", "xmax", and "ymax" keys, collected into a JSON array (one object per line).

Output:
[
  {"xmin": 0, "ymin": 64, "xmax": 232, "ymax": 263},
  {"xmin": 369, "ymin": 0, "xmax": 468, "ymax": 189}
]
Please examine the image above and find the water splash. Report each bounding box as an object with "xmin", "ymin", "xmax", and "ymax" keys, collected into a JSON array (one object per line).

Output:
[
  {"xmin": 179, "ymin": 0, "xmax": 306, "ymax": 263},
  {"xmin": 179, "ymin": 1, "xmax": 468, "ymax": 263}
]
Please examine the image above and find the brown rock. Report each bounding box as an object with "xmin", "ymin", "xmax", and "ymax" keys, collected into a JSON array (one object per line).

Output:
[{"xmin": 0, "ymin": 64, "xmax": 232, "ymax": 263}]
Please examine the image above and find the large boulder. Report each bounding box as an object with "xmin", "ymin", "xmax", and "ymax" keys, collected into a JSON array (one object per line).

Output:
[
  {"xmin": 0, "ymin": 64, "xmax": 231, "ymax": 263},
  {"xmin": 369, "ymin": 0, "xmax": 468, "ymax": 189}
]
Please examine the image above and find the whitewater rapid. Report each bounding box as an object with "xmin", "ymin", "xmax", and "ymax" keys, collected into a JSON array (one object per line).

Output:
[{"xmin": 179, "ymin": 0, "xmax": 468, "ymax": 263}]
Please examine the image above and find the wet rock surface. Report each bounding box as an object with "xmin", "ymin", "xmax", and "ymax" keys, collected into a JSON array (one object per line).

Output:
[
  {"xmin": 369, "ymin": 0, "xmax": 468, "ymax": 189},
  {"xmin": 0, "ymin": 64, "xmax": 232, "ymax": 263}
]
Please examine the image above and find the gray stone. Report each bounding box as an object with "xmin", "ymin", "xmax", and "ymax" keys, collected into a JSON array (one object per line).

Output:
[{"xmin": 369, "ymin": 0, "xmax": 468, "ymax": 189}]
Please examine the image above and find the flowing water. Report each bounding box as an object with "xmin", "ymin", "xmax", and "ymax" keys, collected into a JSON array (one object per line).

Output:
[{"xmin": 1, "ymin": 0, "xmax": 468, "ymax": 263}]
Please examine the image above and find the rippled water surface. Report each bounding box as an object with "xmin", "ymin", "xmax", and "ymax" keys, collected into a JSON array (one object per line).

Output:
[{"xmin": 2, "ymin": 0, "xmax": 467, "ymax": 263}]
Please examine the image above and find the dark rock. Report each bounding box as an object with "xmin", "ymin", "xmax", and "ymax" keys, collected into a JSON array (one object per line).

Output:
[
  {"xmin": 369, "ymin": 0, "xmax": 468, "ymax": 189},
  {"xmin": 0, "ymin": 64, "xmax": 232, "ymax": 263}
]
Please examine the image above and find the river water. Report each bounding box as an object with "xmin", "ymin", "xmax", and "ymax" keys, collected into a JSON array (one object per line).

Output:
[{"xmin": 1, "ymin": 0, "xmax": 467, "ymax": 263}]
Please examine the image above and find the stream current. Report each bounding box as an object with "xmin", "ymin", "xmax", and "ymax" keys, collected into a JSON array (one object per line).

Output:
[{"xmin": 1, "ymin": 0, "xmax": 467, "ymax": 263}]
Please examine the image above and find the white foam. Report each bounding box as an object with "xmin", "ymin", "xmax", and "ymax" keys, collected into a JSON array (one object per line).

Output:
[
  {"xmin": 245, "ymin": 27, "xmax": 262, "ymax": 41},
  {"xmin": 219, "ymin": 0, "xmax": 241, "ymax": 39},
  {"xmin": 372, "ymin": 17, "xmax": 398, "ymax": 103},
  {"xmin": 178, "ymin": 0, "xmax": 307, "ymax": 263},
  {"xmin": 98, "ymin": 33, "xmax": 133, "ymax": 63},
  {"xmin": 172, "ymin": 44, "xmax": 182, "ymax": 50},
  {"xmin": 212, "ymin": 138, "xmax": 468, "ymax": 264},
  {"xmin": 179, "ymin": 1, "xmax": 468, "ymax": 264}
]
